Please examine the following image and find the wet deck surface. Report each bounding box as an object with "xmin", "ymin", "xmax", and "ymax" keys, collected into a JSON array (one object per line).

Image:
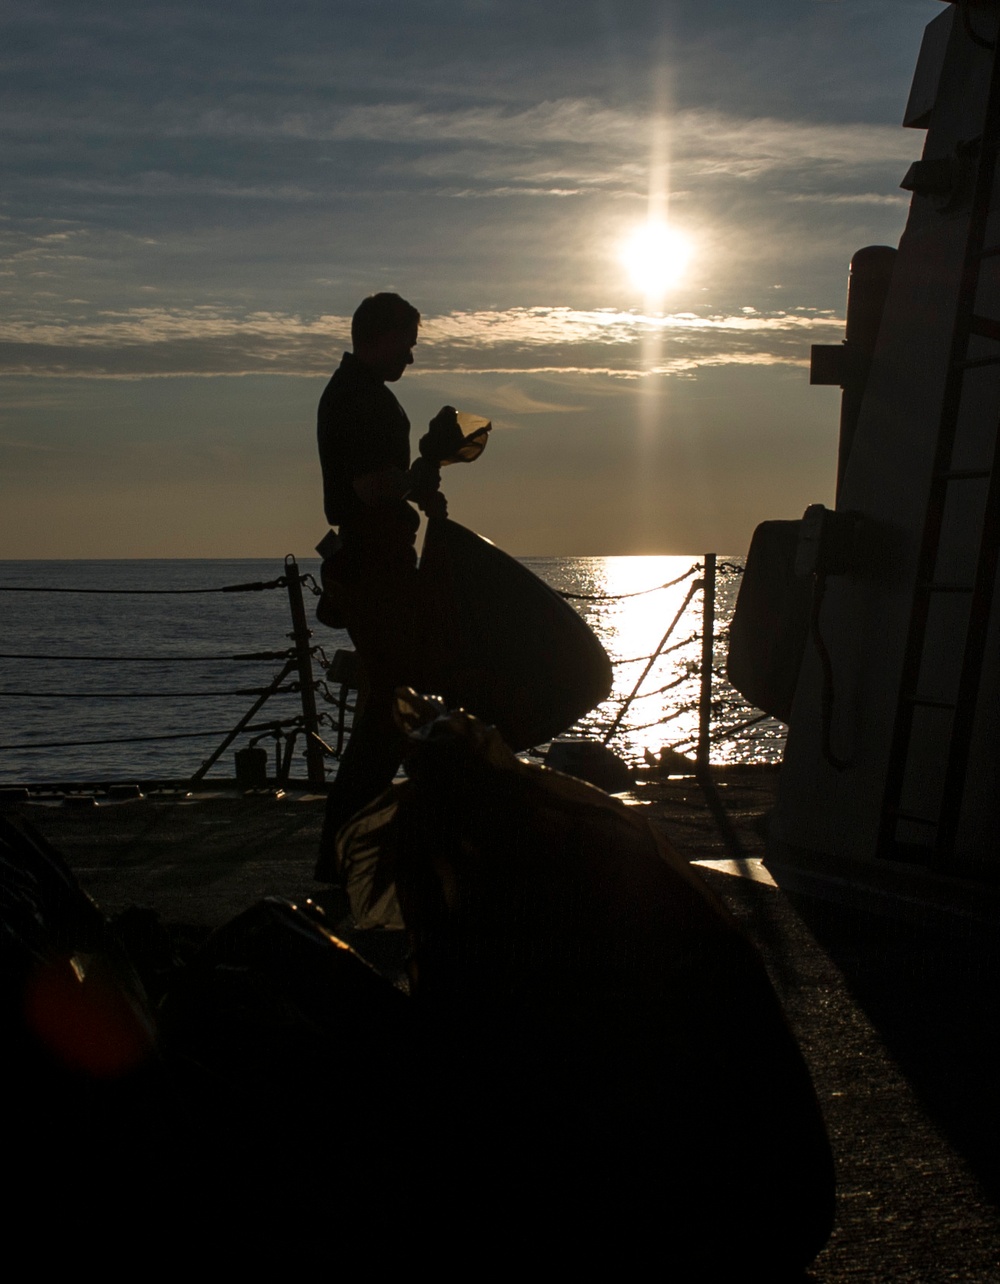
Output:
[{"xmin": 10, "ymin": 767, "xmax": 999, "ymax": 1281}]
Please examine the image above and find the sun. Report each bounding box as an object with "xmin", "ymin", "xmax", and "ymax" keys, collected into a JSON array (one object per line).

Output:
[{"xmin": 620, "ymin": 222, "xmax": 693, "ymax": 296}]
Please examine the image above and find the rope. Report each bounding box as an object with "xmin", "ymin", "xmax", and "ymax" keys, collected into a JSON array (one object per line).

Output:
[
  {"xmin": 0, "ymin": 719, "xmax": 304, "ymax": 752},
  {"xmin": 319, "ymin": 706, "xmax": 356, "ymax": 723},
  {"xmin": 0, "ymin": 650, "xmax": 295, "ymax": 663},
  {"xmin": 603, "ymin": 673, "xmax": 691, "ymax": 703},
  {"xmin": 811, "ymin": 573, "xmax": 851, "ymax": 770},
  {"xmin": 559, "ymin": 564, "xmax": 700, "ymax": 602},
  {"xmin": 961, "ymin": 0, "xmax": 996, "ymax": 50},
  {"xmin": 0, "ymin": 576, "xmax": 288, "ymax": 595},
  {"xmin": 585, "ymin": 701, "xmax": 775, "ymax": 745},
  {"xmin": 597, "ymin": 707, "xmax": 689, "ymax": 736},
  {"xmin": 709, "ymin": 711, "xmax": 774, "ymax": 740},
  {"xmin": 614, "ymin": 634, "xmax": 699, "ymax": 665},
  {"xmin": 664, "ymin": 711, "xmax": 773, "ymax": 754},
  {"xmin": 0, "ymin": 686, "xmax": 300, "ymax": 700},
  {"xmin": 629, "ymin": 710, "xmax": 691, "ymax": 734}
]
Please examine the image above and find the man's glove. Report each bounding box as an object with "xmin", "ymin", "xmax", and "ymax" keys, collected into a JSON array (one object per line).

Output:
[
  {"xmin": 419, "ymin": 405, "xmax": 463, "ymax": 464},
  {"xmin": 405, "ymin": 456, "xmax": 441, "ymax": 498}
]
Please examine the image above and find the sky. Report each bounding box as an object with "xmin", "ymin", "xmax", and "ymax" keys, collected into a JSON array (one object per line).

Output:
[{"xmin": 1, "ymin": 0, "xmax": 943, "ymax": 558}]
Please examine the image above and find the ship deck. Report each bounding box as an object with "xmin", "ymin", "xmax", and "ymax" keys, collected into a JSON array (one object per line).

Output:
[{"xmin": 8, "ymin": 765, "xmax": 998, "ymax": 1280}]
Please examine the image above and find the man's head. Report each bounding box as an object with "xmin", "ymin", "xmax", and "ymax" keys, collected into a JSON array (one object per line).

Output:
[{"xmin": 351, "ymin": 292, "xmax": 420, "ymax": 382}]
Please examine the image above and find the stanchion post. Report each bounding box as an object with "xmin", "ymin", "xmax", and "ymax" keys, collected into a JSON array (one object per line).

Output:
[
  {"xmin": 697, "ymin": 553, "xmax": 716, "ymax": 772},
  {"xmin": 285, "ymin": 555, "xmax": 327, "ymax": 789}
]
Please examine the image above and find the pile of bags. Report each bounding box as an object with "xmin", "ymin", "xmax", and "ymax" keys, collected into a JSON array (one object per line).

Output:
[{"xmin": 2, "ymin": 694, "xmax": 834, "ymax": 1270}]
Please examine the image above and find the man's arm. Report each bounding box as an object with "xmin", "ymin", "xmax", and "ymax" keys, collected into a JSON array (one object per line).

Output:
[
  {"xmin": 353, "ymin": 457, "xmax": 444, "ymax": 511},
  {"xmin": 350, "ymin": 405, "xmax": 460, "ymax": 512}
]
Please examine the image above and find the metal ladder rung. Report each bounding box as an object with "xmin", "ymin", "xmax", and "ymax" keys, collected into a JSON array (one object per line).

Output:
[
  {"xmin": 980, "ymin": 243, "xmax": 1000, "ymax": 258},
  {"xmin": 892, "ymin": 810, "xmax": 938, "ymax": 826},
  {"xmin": 901, "ymin": 694, "xmax": 957, "ymax": 709},
  {"xmin": 955, "ymin": 354, "xmax": 1000, "ymax": 369},
  {"xmin": 937, "ymin": 467, "xmax": 992, "ymax": 480},
  {"xmin": 916, "ymin": 581, "xmax": 974, "ymax": 593},
  {"xmin": 970, "ymin": 315, "xmax": 1000, "ymax": 341}
]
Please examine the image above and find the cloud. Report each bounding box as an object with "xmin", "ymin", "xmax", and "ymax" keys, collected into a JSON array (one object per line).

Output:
[
  {"xmin": 0, "ymin": 303, "xmax": 843, "ymax": 380},
  {"xmin": 450, "ymin": 186, "xmax": 586, "ymax": 199},
  {"xmin": 785, "ymin": 192, "xmax": 909, "ymax": 206},
  {"xmin": 0, "ymin": 308, "xmax": 348, "ymax": 348},
  {"xmin": 423, "ymin": 305, "xmax": 841, "ymax": 346},
  {"xmin": 29, "ymin": 174, "xmax": 322, "ymax": 203},
  {"xmin": 5, "ymin": 90, "xmax": 914, "ymax": 200},
  {"xmin": 484, "ymin": 383, "xmax": 585, "ymax": 414},
  {"xmin": 670, "ymin": 109, "xmax": 911, "ymax": 178},
  {"xmin": 115, "ymin": 97, "xmax": 910, "ymax": 179}
]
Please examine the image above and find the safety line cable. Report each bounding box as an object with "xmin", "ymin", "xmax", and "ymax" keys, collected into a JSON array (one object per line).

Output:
[
  {"xmin": 0, "ymin": 650, "xmax": 295, "ymax": 663},
  {"xmin": 614, "ymin": 634, "xmax": 699, "ymax": 666},
  {"xmin": 558, "ymin": 564, "xmax": 700, "ymax": 601},
  {"xmin": 0, "ymin": 576, "xmax": 288, "ymax": 595},
  {"xmin": 628, "ymin": 710, "xmax": 690, "ymax": 734},
  {"xmin": 707, "ymin": 711, "xmax": 774, "ymax": 740},
  {"xmin": 0, "ymin": 686, "xmax": 298, "ymax": 699},
  {"xmin": 595, "ymin": 707, "xmax": 688, "ymax": 737},
  {"xmin": 601, "ymin": 673, "xmax": 691, "ymax": 704},
  {"xmin": 601, "ymin": 579, "xmax": 701, "ymax": 745},
  {"xmin": 0, "ymin": 719, "xmax": 304, "ymax": 752},
  {"xmin": 666, "ymin": 711, "xmax": 772, "ymax": 756}
]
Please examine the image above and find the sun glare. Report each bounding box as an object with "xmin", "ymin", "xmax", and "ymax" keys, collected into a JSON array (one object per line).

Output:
[{"xmin": 620, "ymin": 222, "xmax": 692, "ymax": 296}]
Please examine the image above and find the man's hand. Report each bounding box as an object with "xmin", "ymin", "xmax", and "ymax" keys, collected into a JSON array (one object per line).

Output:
[
  {"xmin": 417, "ymin": 489, "xmax": 448, "ymax": 520},
  {"xmin": 407, "ymin": 456, "xmax": 446, "ymax": 518},
  {"xmin": 419, "ymin": 406, "xmax": 463, "ymax": 463}
]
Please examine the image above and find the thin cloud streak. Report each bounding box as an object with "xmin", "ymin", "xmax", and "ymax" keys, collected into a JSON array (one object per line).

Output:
[
  {"xmin": 785, "ymin": 192, "xmax": 909, "ymax": 206},
  {"xmin": 423, "ymin": 306, "xmax": 841, "ymax": 344},
  {"xmin": 5, "ymin": 97, "xmax": 914, "ymax": 185},
  {"xmin": 0, "ymin": 304, "xmax": 844, "ymax": 347},
  {"xmin": 20, "ymin": 97, "xmax": 909, "ymax": 171}
]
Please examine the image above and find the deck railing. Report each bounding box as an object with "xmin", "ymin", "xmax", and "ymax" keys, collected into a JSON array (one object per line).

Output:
[{"xmin": 0, "ymin": 553, "xmax": 780, "ymax": 795}]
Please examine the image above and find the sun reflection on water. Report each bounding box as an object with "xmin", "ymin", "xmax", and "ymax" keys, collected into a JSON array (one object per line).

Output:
[{"xmin": 525, "ymin": 555, "xmax": 785, "ymax": 767}]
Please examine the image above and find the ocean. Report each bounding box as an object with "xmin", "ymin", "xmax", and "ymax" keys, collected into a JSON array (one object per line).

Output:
[{"xmin": 0, "ymin": 555, "xmax": 783, "ymax": 785}]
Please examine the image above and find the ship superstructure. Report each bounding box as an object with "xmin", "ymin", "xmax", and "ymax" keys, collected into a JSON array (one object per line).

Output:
[{"xmin": 738, "ymin": 1, "xmax": 1000, "ymax": 891}]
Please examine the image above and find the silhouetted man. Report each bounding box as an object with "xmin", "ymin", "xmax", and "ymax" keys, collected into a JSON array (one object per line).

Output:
[{"xmin": 315, "ymin": 292, "xmax": 454, "ymax": 880}]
